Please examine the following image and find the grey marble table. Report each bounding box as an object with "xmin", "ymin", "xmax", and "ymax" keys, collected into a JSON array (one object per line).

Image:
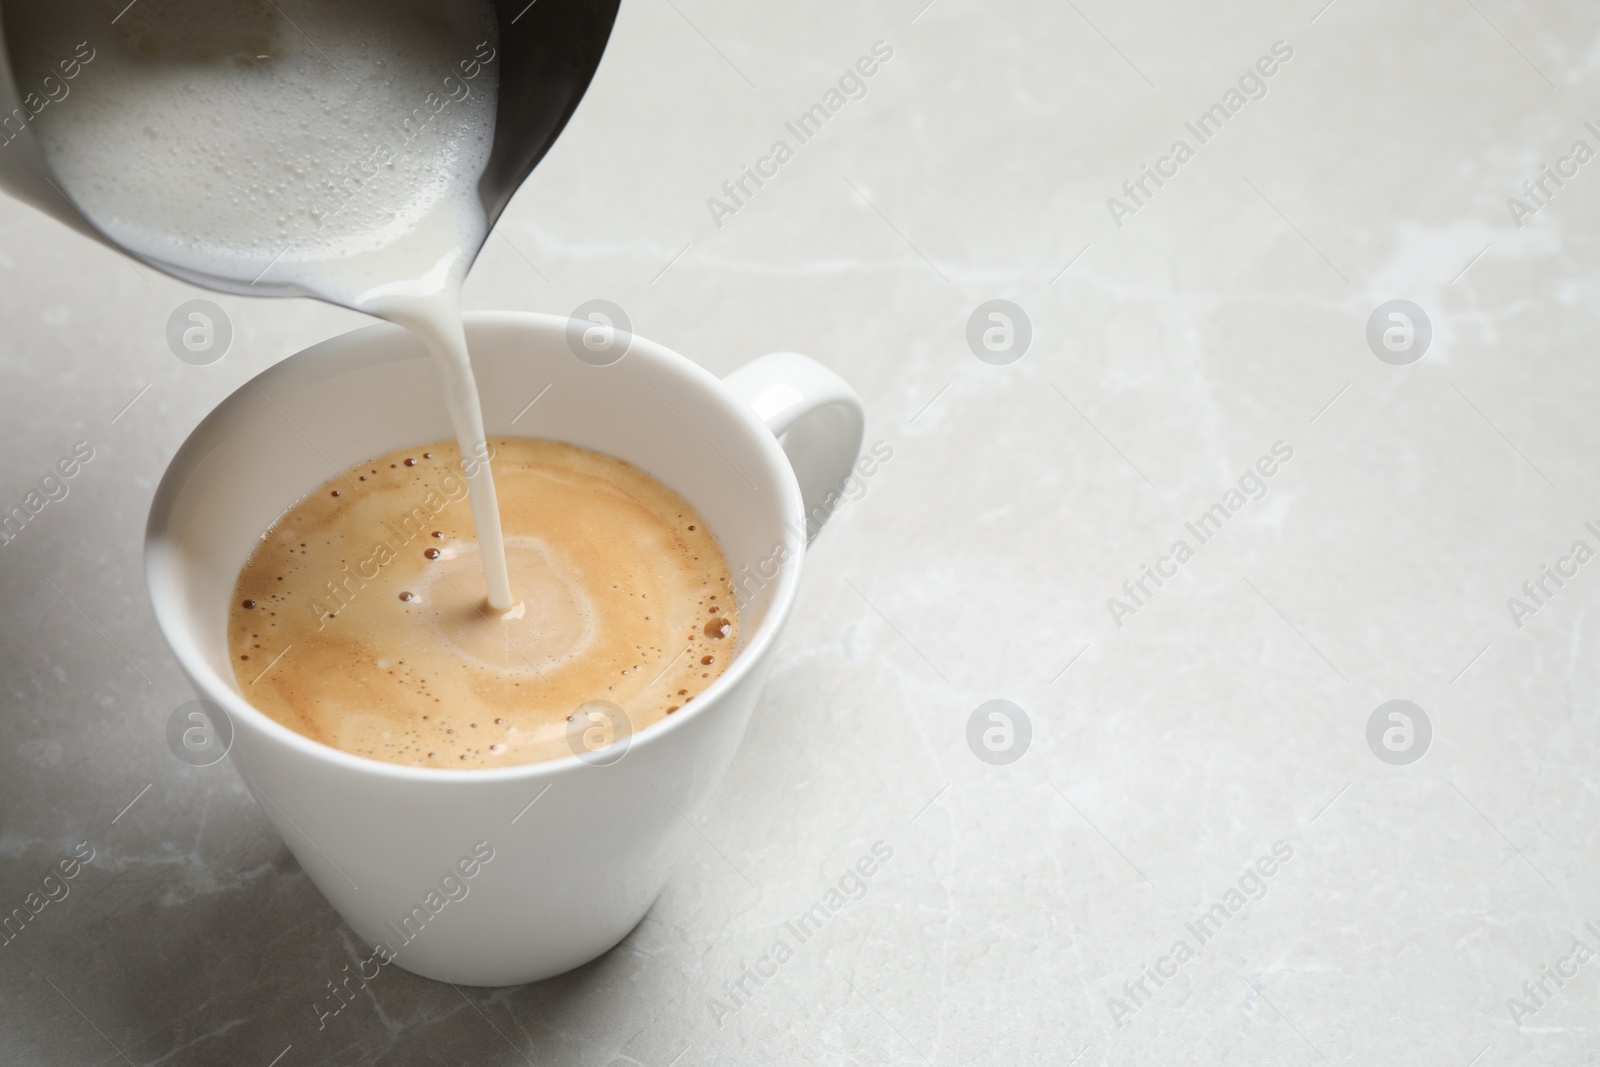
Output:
[{"xmin": 4, "ymin": 0, "xmax": 1599, "ymax": 1063}]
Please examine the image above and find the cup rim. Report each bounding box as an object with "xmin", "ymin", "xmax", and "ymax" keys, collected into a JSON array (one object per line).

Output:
[{"xmin": 145, "ymin": 310, "xmax": 806, "ymax": 783}]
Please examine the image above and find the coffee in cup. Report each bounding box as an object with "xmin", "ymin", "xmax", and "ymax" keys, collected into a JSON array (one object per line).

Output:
[{"xmin": 228, "ymin": 436, "xmax": 739, "ymax": 769}]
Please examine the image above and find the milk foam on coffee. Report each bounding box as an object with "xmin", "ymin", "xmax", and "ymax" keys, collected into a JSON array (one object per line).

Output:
[
  {"xmin": 228, "ymin": 438, "xmax": 740, "ymax": 769},
  {"xmin": 7, "ymin": 0, "xmax": 516, "ymax": 606}
]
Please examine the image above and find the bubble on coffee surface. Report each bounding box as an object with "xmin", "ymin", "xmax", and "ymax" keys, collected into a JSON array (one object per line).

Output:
[{"xmin": 225, "ymin": 437, "xmax": 740, "ymax": 769}]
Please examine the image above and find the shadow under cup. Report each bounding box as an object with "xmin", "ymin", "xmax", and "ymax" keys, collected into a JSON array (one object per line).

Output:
[{"xmin": 145, "ymin": 311, "xmax": 807, "ymax": 985}]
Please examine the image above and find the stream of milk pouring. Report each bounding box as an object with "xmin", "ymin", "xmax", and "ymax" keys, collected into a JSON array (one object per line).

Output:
[{"xmin": 9, "ymin": 0, "xmax": 516, "ymax": 608}]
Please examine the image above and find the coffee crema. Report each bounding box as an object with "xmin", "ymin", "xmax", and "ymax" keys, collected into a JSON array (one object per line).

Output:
[{"xmin": 228, "ymin": 437, "xmax": 739, "ymax": 769}]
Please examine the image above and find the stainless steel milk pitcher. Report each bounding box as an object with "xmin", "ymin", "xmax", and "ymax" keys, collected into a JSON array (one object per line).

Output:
[{"xmin": 0, "ymin": 0, "xmax": 619, "ymax": 298}]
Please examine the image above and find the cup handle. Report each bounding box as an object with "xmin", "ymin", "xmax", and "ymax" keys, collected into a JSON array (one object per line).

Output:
[{"xmin": 723, "ymin": 352, "xmax": 865, "ymax": 541}]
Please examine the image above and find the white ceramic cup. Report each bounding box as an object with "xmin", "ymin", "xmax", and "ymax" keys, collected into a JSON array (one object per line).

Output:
[{"xmin": 145, "ymin": 311, "xmax": 864, "ymax": 986}]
